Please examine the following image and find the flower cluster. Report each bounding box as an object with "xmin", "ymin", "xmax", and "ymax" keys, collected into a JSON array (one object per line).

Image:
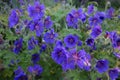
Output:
[{"xmin": 7, "ymin": 1, "xmax": 120, "ymax": 80}]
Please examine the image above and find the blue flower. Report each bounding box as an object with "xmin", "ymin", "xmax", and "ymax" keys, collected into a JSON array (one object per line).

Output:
[
  {"xmin": 106, "ymin": 7, "xmax": 115, "ymax": 19},
  {"xmin": 88, "ymin": 16, "xmax": 101, "ymax": 27},
  {"xmin": 51, "ymin": 46, "xmax": 67, "ymax": 65},
  {"xmin": 108, "ymin": 68, "xmax": 119, "ymax": 80},
  {"xmin": 14, "ymin": 73, "xmax": 28, "ymax": 80},
  {"xmin": 108, "ymin": 31, "xmax": 118, "ymax": 42},
  {"xmin": 28, "ymin": 64, "xmax": 43, "ymax": 76},
  {"xmin": 80, "ymin": 13, "xmax": 87, "ymax": 23},
  {"xmin": 28, "ymin": 36, "xmax": 38, "ymax": 50},
  {"xmin": 64, "ymin": 34, "xmax": 78, "ymax": 48},
  {"xmin": 40, "ymin": 44, "xmax": 47, "ymax": 52},
  {"xmin": 113, "ymin": 38, "xmax": 120, "ymax": 50},
  {"xmin": 95, "ymin": 59, "xmax": 109, "ymax": 74},
  {"xmin": 86, "ymin": 38, "xmax": 94, "ymax": 47},
  {"xmin": 55, "ymin": 40, "xmax": 63, "ymax": 47},
  {"xmin": 87, "ymin": 4, "xmax": 94, "ymax": 14},
  {"xmin": 63, "ymin": 49, "xmax": 91, "ymax": 71},
  {"xmin": 114, "ymin": 52, "xmax": 120, "ymax": 59},
  {"xmin": 71, "ymin": 8, "xmax": 83, "ymax": 19},
  {"xmin": 14, "ymin": 67, "xmax": 28, "ymax": 80},
  {"xmin": 44, "ymin": 29, "xmax": 58, "ymax": 44},
  {"xmin": 14, "ymin": 67, "xmax": 24, "ymax": 76},
  {"xmin": 28, "ymin": 1, "xmax": 45, "ymax": 20},
  {"xmin": 90, "ymin": 25, "xmax": 102, "ymax": 39},
  {"xmin": 29, "ymin": 20, "xmax": 44, "ymax": 37},
  {"xmin": 95, "ymin": 12, "xmax": 106, "ymax": 22},
  {"xmin": 44, "ymin": 16, "xmax": 53, "ymax": 29},
  {"xmin": 66, "ymin": 13, "xmax": 78, "ymax": 28},
  {"xmin": 31, "ymin": 53, "xmax": 40, "ymax": 64},
  {"xmin": 8, "ymin": 9, "xmax": 19, "ymax": 28},
  {"xmin": 13, "ymin": 38, "xmax": 23, "ymax": 54},
  {"xmin": 77, "ymin": 49, "xmax": 91, "ymax": 71}
]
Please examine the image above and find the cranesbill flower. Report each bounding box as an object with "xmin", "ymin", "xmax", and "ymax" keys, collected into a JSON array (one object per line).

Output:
[
  {"xmin": 44, "ymin": 16, "xmax": 53, "ymax": 29},
  {"xmin": 108, "ymin": 31, "xmax": 118, "ymax": 42},
  {"xmin": 28, "ymin": 64, "xmax": 43, "ymax": 76},
  {"xmin": 51, "ymin": 46, "xmax": 67, "ymax": 65},
  {"xmin": 44, "ymin": 29, "xmax": 58, "ymax": 44},
  {"xmin": 40, "ymin": 44, "xmax": 47, "ymax": 53},
  {"xmin": 14, "ymin": 67, "xmax": 24, "ymax": 76},
  {"xmin": 95, "ymin": 12, "xmax": 106, "ymax": 22},
  {"xmin": 14, "ymin": 67, "xmax": 28, "ymax": 80},
  {"xmin": 90, "ymin": 25, "xmax": 102, "ymax": 39},
  {"xmin": 77, "ymin": 49, "xmax": 91, "ymax": 71},
  {"xmin": 114, "ymin": 52, "xmax": 120, "ymax": 59},
  {"xmin": 64, "ymin": 34, "xmax": 78, "ymax": 48},
  {"xmin": 88, "ymin": 16, "xmax": 101, "ymax": 27},
  {"xmin": 106, "ymin": 7, "xmax": 115, "ymax": 19},
  {"xmin": 86, "ymin": 38, "xmax": 95, "ymax": 47},
  {"xmin": 71, "ymin": 8, "xmax": 83, "ymax": 19},
  {"xmin": 108, "ymin": 68, "xmax": 119, "ymax": 80},
  {"xmin": 31, "ymin": 53, "xmax": 40, "ymax": 64},
  {"xmin": 29, "ymin": 20, "xmax": 44, "ymax": 37},
  {"xmin": 28, "ymin": 36, "xmax": 38, "ymax": 50},
  {"xmin": 87, "ymin": 4, "xmax": 94, "ymax": 14},
  {"xmin": 13, "ymin": 38, "xmax": 23, "ymax": 54},
  {"xmin": 80, "ymin": 13, "xmax": 87, "ymax": 23},
  {"xmin": 66, "ymin": 13, "xmax": 78, "ymax": 28},
  {"xmin": 27, "ymin": 1, "xmax": 45, "ymax": 20},
  {"xmin": 95, "ymin": 59, "xmax": 109, "ymax": 74},
  {"xmin": 8, "ymin": 9, "xmax": 19, "ymax": 28},
  {"xmin": 63, "ymin": 49, "xmax": 91, "ymax": 71},
  {"xmin": 113, "ymin": 38, "xmax": 120, "ymax": 50},
  {"xmin": 55, "ymin": 40, "xmax": 63, "ymax": 47},
  {"xmin": 14, "ymin": 73, "xmax": 28, "ymax": 80}
]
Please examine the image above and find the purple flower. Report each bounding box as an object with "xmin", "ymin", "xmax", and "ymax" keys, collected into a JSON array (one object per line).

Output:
[
  {"xmin": 29, "ymin": 20, "xmax": 44, "ymax": 37},
  {"xmin": 66, "ymin": 8, "xmax": 83, "ymax": 28},
  {"xmin": 28, "ymin": 36, "xmax": 38, "ymax": 50},
  {"xmin": 63, "ymin": 49, "xmax": 91, "ymax": 71},
  {"xmin": 114, "ymin": 52, "xmax": 120, "ymax": 59},
  {"xmin": 64, "ymin": 34, "xmax": 78, "ymax": 48},
  {"xmin": 106, "ymin": 7, "xmax": 115, "ymax": 19},
  {"xmin": 31, "ymin": 53, "xmax": 40, "ymax": 64},
  {"xmin": 44, "ymin": 16, "xmax": 53, "ymax": 29},
  {"xmin": 86, "ymin": 38, "xmax": 95, "ymax": 47},
  {"xmin": 44, "ymin": 29, "xmax": 58, "ymax": 44},
  {"xmin": 55, "ymin": 40, "xmax": 63, "ymax": 47},
  {"xmin": 8, "ymin": 9, "xmax": 19, "ymax": 28},
  {"xmin": 88, "ymin": 16, "xmax": 101, "ymax": 27},
  {"xmin": 66, "ymin": 13, "xmax": 78, "ymax": 28},
  {"xmin": 28, "ymin": 1, "xmax": 45, "ymax": 20},
  {"xmin": 80, "ymin": 13, "xmax": 87, "ymax": 23},
  {"xmin": 13, "ymin": 38, "xmax": 23, "ymax": 54},
  {"xmin": 40, "ymin": 44, "xmax": 47, "ymax": 51},
  {"xmin": 95, "ymin": 12, "xmax": 106, "ymax": 21},
  {"xmin": 51, "ymin": 46, "xmax": 67, "ymax": 65},
  {"xmin": 18, "ymin": 0, "xmax": 24, "ymax": 5},
  {"xmin": 113, "ymin": 38, "xmax": 120, "ymax": 50},
  {"xmin": 90, "ymin": 25, "xmax": 102, "ymax": 39},
  {"xmin": 87, "ymin": 4, "xmax": 94, "ymax": 14},
  {"xmin": 71, "ymin": 8, "xmax": 83, "ymax": 19},
  {"xmin": 28, "ymin": 64, "xmax": 43, "ymax": 76},
  {"xmin": 108, "ymin": 68, "xmax": 119, "ymax": 80},
  {"xmin": 108, "ymin": 31, "xmax": 118, "ymax": 42},
  {"xmin": 14, "ymin": 73, "xmax": 28, "ymax": 80},
  {"xmin": 14, "ymin": 67, "xmax": 24, "ymax": 76},
  {"xmin": 77, "ymin": 49, "xmax": 91, "ymax": 70},
  {"xmin": 14, "ymin": 67, "xmax": 28, "ymax": 80},
  {"xmin": 77, "ymin": 40, "xmax": 82, "ymax": 46},
  {"xmin": 95, "ymin": 59, "xmax": 109, "ymax": 74}
]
